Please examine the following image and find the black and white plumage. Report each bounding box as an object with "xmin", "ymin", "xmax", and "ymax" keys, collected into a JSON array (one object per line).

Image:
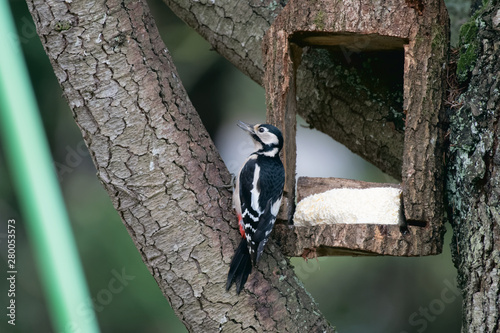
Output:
[{"xmin": 226, "ymin": 121, "xmax": 285, "ymax": 294}]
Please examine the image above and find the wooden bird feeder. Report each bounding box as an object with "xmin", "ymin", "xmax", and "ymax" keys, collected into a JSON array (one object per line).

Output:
[{"xmin": 263, "ymin": 0, "xmax": 449, "ymax": 257}]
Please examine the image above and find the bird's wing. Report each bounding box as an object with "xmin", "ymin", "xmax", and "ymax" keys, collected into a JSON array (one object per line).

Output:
[{"xmin": 239, "ymin": 156, "xmax": 261, "ymax": 235}]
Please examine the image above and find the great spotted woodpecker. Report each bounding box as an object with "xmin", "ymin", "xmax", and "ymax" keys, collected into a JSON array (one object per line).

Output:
[{"xmin": 226, "ymin": 121, "xmax": 285, "ymax": 294}]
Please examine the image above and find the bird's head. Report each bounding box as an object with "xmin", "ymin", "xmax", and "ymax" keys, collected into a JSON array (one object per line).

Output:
[{"xmin": 237, "ymin": 121, "xmax": 283, "ymax": 157}]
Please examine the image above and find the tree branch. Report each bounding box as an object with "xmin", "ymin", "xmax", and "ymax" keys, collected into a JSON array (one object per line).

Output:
[{"xmin": 25, "ymin": 0, "xmax": 334, "ymax": 331}]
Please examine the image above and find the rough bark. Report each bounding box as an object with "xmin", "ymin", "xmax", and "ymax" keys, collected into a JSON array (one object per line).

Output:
[
  {"xmin": 162, "ymin": 0, "xmax": 406, "ymax": 180},
  {"xmin": 446, "ymin": 1, "xmax": 500, "ymax": 331},
  {"xmin": 399, "ymin": 0, "xmax": 449, "ymax": 227},
  {"xmin": 25, "ymin": 0, "xmax": 334, "ymax": 331}
]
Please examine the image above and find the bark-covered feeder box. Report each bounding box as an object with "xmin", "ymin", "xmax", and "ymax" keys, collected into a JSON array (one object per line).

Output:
[{"xmin": 263, "ymin": 0, "xmax": 449, "ymax": 257}]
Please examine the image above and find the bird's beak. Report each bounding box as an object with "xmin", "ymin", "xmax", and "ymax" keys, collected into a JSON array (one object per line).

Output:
[{"xmin": 237, "ymin": 121, "xmax": 255, "ymax": 134}]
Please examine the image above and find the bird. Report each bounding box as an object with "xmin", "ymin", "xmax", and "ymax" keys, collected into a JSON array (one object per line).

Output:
[{"xmin": 226, "ymin": 121, "xmax": 285, "ymax": 294}]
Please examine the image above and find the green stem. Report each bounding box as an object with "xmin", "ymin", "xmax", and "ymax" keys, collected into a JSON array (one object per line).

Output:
[{"xmin": 0, "ymin": 1, "xmax": 100, "ymax": 332}]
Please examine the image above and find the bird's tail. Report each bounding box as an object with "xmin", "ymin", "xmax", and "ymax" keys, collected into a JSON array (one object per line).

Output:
[{"xmin": 226, "ymin": 238, "xmax": 252, "ymax": 294}]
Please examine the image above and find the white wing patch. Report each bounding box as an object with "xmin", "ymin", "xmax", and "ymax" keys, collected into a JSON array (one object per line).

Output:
[
  {"xmin": 250, "ymin": 164, "xmax": 261, "ymax": 214},
  {"xmin": 271, "ymin": 196, "xmax": 282, "ymax": 217}
]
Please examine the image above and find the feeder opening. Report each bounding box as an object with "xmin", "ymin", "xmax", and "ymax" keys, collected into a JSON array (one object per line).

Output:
[{"xmin": 291, "ymin": 32, "xmax": 408, "ymax": 133}]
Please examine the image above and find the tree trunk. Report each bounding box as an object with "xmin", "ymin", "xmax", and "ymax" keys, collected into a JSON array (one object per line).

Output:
[
  {"xmin": 446, "ymin": 1, "xmax": 500, "ymax": 331},
  {"xmin": 25, "ymin": 0, "xmax": 333, "ymax": 331}
]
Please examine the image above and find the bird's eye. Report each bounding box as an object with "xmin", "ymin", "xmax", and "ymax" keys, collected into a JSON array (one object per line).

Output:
[{"xmin": 258, "ymin": 127, "xmax": 265, "ymax": 133}]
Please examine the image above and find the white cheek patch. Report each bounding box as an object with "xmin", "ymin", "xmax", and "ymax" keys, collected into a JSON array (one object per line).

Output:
[{"xmin": 259, "ymin": 132, "xmax": 279, "ymax": 146}]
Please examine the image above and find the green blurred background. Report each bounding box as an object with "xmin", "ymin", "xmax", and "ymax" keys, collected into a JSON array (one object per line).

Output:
[{"xmin": 0, "ymin": 0, "xmax": 472, "ymax": 332}]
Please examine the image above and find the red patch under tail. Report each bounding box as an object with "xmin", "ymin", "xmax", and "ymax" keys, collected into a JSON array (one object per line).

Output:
[{"xmin": 237, "ymin": 213, "xmax": 245, "ymax": 238}]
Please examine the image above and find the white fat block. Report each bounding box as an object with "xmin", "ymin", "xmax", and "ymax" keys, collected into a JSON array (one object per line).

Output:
[{"xmin": 294, "ymin": 187, "xmax": 402, "ymax": 226}]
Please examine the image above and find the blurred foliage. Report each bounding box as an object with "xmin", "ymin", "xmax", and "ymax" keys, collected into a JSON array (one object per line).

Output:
[{"xmin": 0, "ymin": 0, "xmax": 471, "ymax": 332}]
